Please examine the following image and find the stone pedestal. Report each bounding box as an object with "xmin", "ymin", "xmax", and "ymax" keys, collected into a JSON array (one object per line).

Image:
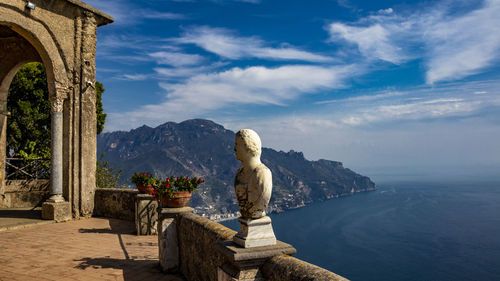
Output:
[
  {"xmin": 233, "ymin": 216, "xmax": 276, "ymax": 248},
  {"xmin": 216, "ymin": 240, "xmax": 296, "ymax": 281},
  {"xmin": 42, "ymin": 201, "xmax": 71, "ymax": 222},
  {"xmin": 158, "ymin": 206, "xmax": 193, "ymax": 273},
  {"xmin": 135, "ymin": 194, "xmax": 158, "ymax": 235}
]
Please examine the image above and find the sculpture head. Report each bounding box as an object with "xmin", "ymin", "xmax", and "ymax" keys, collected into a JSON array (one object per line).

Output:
[{"xmin": 235, "ymin": 129, "xmax": 262, "ymax": 162}]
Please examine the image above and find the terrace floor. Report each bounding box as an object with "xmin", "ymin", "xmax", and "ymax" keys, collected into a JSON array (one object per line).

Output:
[{"xmin": 0, "ymin": 214, "xmax": 184, "ymax": 281}]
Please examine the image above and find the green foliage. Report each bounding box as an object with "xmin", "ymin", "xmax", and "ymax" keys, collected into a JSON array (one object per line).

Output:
[
  {"xmin": 96, "ymin": 154, "xmax": 123, "ymax": 188},
  {"xmin": 6, "ymin": 62, "xmax": 107, "ymax": 180},
  {"xmin": 95, "ymin": 81, "xmax": 106, "ymax": 134},
  {"xmin": 7, "ymin": 62, "xmax": 51, "ymax": 160},
  {"xmin": 153, "ymin": 176, "xmax": 205, "ymax": 200},
  {"xmin": 130, "ymin": 172, "xmax": 159, "ymax": 186}
]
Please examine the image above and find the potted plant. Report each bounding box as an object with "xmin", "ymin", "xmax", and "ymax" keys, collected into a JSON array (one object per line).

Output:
[
  {"xmin": 130, "ymin": 172, "xmax": 159, "ymax": 194},
  {"xmin": 152, "ymin": 175, "xmax": 205, "ymax": 208}
]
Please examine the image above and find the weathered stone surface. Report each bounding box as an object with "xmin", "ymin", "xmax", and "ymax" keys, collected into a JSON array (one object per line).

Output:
[
  {"xmin": 177, "ymin": 212, "xmax": 237, "ymax": 281},
  {"xmin": 217, "ymin": 240, "xmax": 296, "ymax": 265},
  {"xmin": 233, "ymin": 216, "xmax": 276, "ymax": 248},
  {"xmin": 0, "ymin": 0, "xmax": 112, "ymax": 218},
  {"xmin": 216, "ymin": 240, "xmax": 295, "ymax": 281},
  {"xmin": 0, "ymin": 180, "xmax": 50, "ymax": 208},
  {"xmin": 158, "ymin": 207, "xmax": 194, "ymax": 272},
  {"xmin": 174, "ymin": 212, "xmax": 344, "ymax": 281},
  {"xmin": 218, "ymin": 265, "xmax": 264, "ymax": 281},
  {"xmin": 94, "ymin": 188, "xmax": 138, "ymax": 221},
  {"xmin": 41, "ymin": 201, "xmax": 71, "ymax": 222},
  {"xmin": 262, "ymin": 255, "xmax": 349, "ymax": 281},
  {"xmin": 159, "ymin": 218, "xmax": 178, "ymax": 272},
  {"xmin": 160, "ymin": 206, "xmax": 194, "ymax": 219},
  {"xmin": 135, "ymin": 194, "xmax": 158, "ymax": 235}
]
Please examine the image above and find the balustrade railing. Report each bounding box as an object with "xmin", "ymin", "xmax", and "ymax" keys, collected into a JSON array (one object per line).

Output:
[{"xmin": 4, "ymin": 158, "xmax": 50, "ymax": 180}]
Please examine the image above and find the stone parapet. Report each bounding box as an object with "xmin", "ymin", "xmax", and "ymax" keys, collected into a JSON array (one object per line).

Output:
[
  {"xmin": 176, "ymin": 212, "xmax": 237, "ymax": 281},
  {"xmin": 0, "ymin": 180, "xmax": 50, "ymax": 208},
  {"xmin": 166, "ymin": 212, "xmax": 348, "ymax": 281},
  {"xmin": 262, "ymin": 255, "xmax": 349, "ymax": 281},
  {"xmin": 94, "ymin": 188, "xmax": 138, "ymax": 221}
]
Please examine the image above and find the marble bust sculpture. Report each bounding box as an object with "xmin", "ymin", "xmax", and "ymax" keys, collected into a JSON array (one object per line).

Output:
[
  {"xmin": 233, "ymin": 129, "xmax": 276, "ymax": 248},
  {"xmin": 234, "ymin": 129, "xmax": 272, "ymax": 219}
]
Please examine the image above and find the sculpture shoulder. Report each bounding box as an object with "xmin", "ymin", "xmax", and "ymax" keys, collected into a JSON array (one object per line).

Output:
[{"xmin": 254, "ymin": 164, "xmax": 272, "ymax": 182}]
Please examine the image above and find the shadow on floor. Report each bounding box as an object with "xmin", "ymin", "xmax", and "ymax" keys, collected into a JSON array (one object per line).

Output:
[
  {"xmin": 79, "ymin": 218, "xmax": 136, "ymax": 235},
  {"xmin": 74, "ymin": 257, "xmax": 185, "ymax": 280},
  {"xmin": 0, "ymin": 208, "xmax": 46, "ymax": 230},
  {"xmin": 0, "ymin": 208, "xmax": 41, "ymax": 219},
  {"xmin": 77, "ymin": 218, "xmax": 174, "ymax": 280}
]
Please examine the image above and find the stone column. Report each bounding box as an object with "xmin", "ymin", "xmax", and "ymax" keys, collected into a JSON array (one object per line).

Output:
[
  {"xmin": 47, "ymin": 97, "xmax": 64, "ymax": 202},
  {"xmin": 0, "ymin": 97, "xmax": 7, "ymax": 198},
  {"xmin": 42, "ymin": 96, "xmax": 70, "ymax": 222}
]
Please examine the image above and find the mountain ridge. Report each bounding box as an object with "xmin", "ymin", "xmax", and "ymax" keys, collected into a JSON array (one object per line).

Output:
[{"xmin": 97, "ymin": 119, "xmax": 376, "ymax": 218}]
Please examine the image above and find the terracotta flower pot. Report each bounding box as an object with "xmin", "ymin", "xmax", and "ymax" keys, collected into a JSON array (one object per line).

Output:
[
  {"xmin": 136, "ymin": 184, "xmax": 154, "ymax": 195},
  {"xmin": 162, "ymin": 191, "xmax": 192, "ymax": 208}
]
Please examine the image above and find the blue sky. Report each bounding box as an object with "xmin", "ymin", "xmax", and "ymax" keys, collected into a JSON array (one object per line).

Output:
[{"xmin": 85, "ymin": 0, "xmax": 500, "ymax": 179}]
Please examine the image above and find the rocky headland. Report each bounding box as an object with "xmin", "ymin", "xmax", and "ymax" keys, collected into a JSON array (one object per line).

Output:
[{"xmin": 97, "ymin": 119, "xmax": 376, "ymax": 219}]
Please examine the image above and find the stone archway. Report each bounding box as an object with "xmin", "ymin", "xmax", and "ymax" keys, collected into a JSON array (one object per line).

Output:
[{"xmin": 0, "ymin": 0, "xmax": 112, "ymax": 220}]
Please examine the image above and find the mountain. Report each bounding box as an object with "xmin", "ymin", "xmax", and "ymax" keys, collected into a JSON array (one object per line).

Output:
[{"xmin": 97, "ymin": 119, "xmax": 376, "ymax": 218}]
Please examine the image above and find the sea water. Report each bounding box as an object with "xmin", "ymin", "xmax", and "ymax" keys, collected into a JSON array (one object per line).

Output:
[{"xmin": 221, "ymin": 181, "xmax": 500, "ymax": 281}]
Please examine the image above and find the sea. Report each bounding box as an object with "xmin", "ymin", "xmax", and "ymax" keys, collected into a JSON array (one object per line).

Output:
[{"xmin": 221, "ymin": 180, "xmax": 500, "ymax": 281}]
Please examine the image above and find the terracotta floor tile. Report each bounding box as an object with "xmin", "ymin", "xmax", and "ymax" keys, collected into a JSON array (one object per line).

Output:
[{"xmin": 0, "ymin": 218, "xmax": 184, "ymax": 281}]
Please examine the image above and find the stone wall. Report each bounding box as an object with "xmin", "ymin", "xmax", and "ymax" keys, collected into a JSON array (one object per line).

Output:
[
  {"xmin": 177, "ymin": 212, "xmax": 237, "ymax": 281},
  {"xmin": 93, "ymin": 188, "xmax": 137, "ymax": 221},
  {"xmin": 263, "ymin": 255, "xmax": 349, "ymax": 281},
  {"xmin": 0, "ymin": 180, "xmax": 50, "ymax": 208},
  {"xmin": 175, "ymin": 212, "xmax": 348, "ymax": 281}
]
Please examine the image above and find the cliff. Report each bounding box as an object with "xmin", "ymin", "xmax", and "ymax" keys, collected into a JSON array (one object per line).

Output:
[{"xmin": 97, "ymin": 119, "xmax": 376, "ymax": 217}]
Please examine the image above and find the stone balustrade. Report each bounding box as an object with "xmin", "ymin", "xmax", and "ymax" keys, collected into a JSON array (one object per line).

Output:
[
  {"xmin": 94, "ymin": 188, "xmax": 349, "ymax": 280},
  {"xmin": 94, "ymin": 188, "xmax": 157, "ymax": 235},
  {"xmin": 159, "ymin": 208, "xmax": 349, "ymax": 281}
]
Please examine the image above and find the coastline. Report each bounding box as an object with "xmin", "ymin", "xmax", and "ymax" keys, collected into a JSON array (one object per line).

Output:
[{"xmin": 205, "ymin": 187, "xmax": 378, "ymax": 223}]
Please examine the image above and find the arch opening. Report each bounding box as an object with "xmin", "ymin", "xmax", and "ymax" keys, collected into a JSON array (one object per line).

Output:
[{"xmin": 0, "ymin": 25, "xmax": 52, "ymax": 212}]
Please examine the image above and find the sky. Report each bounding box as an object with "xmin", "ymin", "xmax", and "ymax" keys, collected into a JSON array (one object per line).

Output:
[{"xmin": 84, "ymin": 0, "xmax": 500, "ymax": 180}]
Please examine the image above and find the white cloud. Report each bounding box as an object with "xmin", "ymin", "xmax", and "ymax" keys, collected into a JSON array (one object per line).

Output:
[
  {"xmin": 106, "ymin": 64, "xmax": 356, "ymax": 129},
  {"xmin": 341, "ymin": 98, "xmax": 481, "ymax": 126},
  {"xmin": 158, "ymin": 64, "xmax": 354, "ymax": 110},
  {"xmin": 218, "ymin": 80, "xmax": 500, "ymax": 175},
  {"xmin": 424, "ymin": 0, "xmax": 500, "ymax": 83},
  {"xmin": 327, "ymin": 0, "xmax": 500, "ymax": 83},
  {"xmin": 316, "ymin": 91, "xmax": 409, "ymax": 104},
  {"xmin": 328, "ymin": 18, "xmax": 413, "ymax": 64},
  {"xmin": 334, "ymin": 81, "xmax": 500, "ymax": 126},
  {"xmin": 175, "ymin": 26, "xmax": 335, "ymax": 62},
  {"xmin": 83, "ymin": 0, "xmax": 186, "ymax": 25},
  {"xmin": 221, "ymin": 114, "xmax": 500, "ymax": 178},
  {"xmin": 378, "ymin": 8, "xmax": 393, "ymax": 15},
  {"xmin": 148, "ymin": 51, "xmax": 204, "ymax": 67},
  {"xmin": 140, "ymin": 11, "xmax": 186, "ymax": 20},
  {"xmin": 115, "ymin": 74, "xmax": 150, "ymax": 81},
  {"xmin": 153, "ymin": 62, "xmax": 228, "ymax": 79}
]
